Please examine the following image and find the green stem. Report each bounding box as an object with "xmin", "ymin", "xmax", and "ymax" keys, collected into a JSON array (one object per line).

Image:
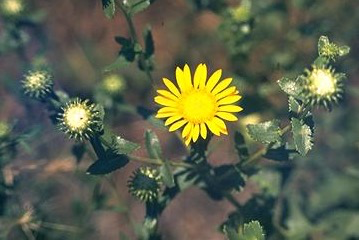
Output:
[{"xmin": 117, "ymin": 2, "xmax": 154, "ymax": 85}]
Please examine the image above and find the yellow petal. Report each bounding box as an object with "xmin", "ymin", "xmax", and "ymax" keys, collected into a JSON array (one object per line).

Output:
[
  {"xmin": 215, "ymin": 87, "xmax": 237, "ymax": 100},
  {"xmin": 176, "ymin": 67, "xmax": 186, "ymax": 93},
  {"xmin": 185, "ymin": 136, "xmax": 191, "ymax": 146},
  {"xmin": 211, "ymin": 78, "xmax": 233, "ymax": 95},
  {"xmin": 205, "ymin": 69, "xmax": 222, "ymax": 92},
  {"xmin": 157, "ymin": 90, "xmax": 179, "ymax": 101},
  {"xmin": 198, "ymin": 64, "xmax": 208, "ymax": 89},
  {"xmin": 169, "ymin": 119, "xmax": 187, "ymax": 132},
  {"xmin": 165, "ymin": 115, "xmax": 182, "ymax": 126},
  {"xmin": 158, "ymin": 107, "xmax": 177, "ymax": 113},
  {"xmin": 206, "ymin": 119, "xmax": 221, "ymax": 136},
  {"xmin": 194, "ymin": 64, "xmax": 205, "ymax": 89},
  {"xmin": 216, "ymin": 112, "xmax": 238, "ymax": 121},
  {"xmin": 213, "ymin": 117, "xmax": 228, "ymax": 134},
  {"xmin": 182, "ymin": 122, "xmax": 193, "ymax": 138},
  {"xmin": 154, "ymin": 96, "xmax": 177, "ymax": 107},
  {"xmin": 156, "ymin": 112, "xmax": 176, "ymax": 118},
  {"xmin": 200, "ymin": 122, "xmax": 207, "ymax": 139},
  {"xmin": 218, "ymin": 105, "xmax": 243, "ymax": 113},
  {"xmin": 192, "ymin": 124, "xmax": 200, "ymax": 142},
  {"xmin": 163, "ymin": 78, "xmax": 181, "ymax": 97},
  {"xmin": 217, "ymin": 95, "xmax": 242, "ymax": 105},
  {"xmin": 183, "ymin": 64, "xmax": 192, "ymax": 91}
]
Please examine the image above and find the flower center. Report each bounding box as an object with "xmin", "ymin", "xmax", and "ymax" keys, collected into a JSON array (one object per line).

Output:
[
  {"xmin": 309, "ymin": 69, "xmax": 336, "ymax": 96},
  {"xmin": 64, "ymin": 106, "xmax": 89, "ymax": 131},
  {"xmin": 180, "ymin": 90, "xmax": 216, "ymax": 123}
]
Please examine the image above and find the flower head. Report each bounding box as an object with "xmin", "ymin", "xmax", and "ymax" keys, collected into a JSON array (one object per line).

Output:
[
  {"xmin": 155, "ymin": 64, "xmax": 243, "ymax": 145},
  {"xmin": 128, "ymin": 167, "xmax": 161, "ymax": 202},
  {"xmin": 302, "ymin": 66, "xmax": 345, "ymax": 109},
  {"xmin": 22, "ymin": 70, "xmax": 53, "ymax": 100},
  {"xmin": 0, "ymin": 0, "xmax": 24, "ymax": 17},
  {"xmin": 100, "ymin": 74, "xmax": 126, "ymax": 96},
  {"xmin": 57, "ymin": 98, "xmax": 103, "ymax": 141}
]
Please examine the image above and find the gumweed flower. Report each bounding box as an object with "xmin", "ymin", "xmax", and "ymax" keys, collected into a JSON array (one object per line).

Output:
[
  {"xmin": 22, "ymin": 70, "xmax": 53, "ymax": 100},
  {"xmin": 302, "ymin": 65, "xmax": 345, "ymax": 109},
  {"xmin": 100, "ymin": 74, "xmax": 126, "ymax": 96},
  {"xmin": 155, "ymin": 64, "xmax": 243, "ymax": 145},
  {"xmin": 0, "ymin": 0, "xmax": 24, "ymax": 17},
  {"xmin": 128, "ymin": 167, "xmax": 161, "ymax": 202},
  {"xmin": 57, "ymin": 98, "xmax": 103, "ymax": 141}
]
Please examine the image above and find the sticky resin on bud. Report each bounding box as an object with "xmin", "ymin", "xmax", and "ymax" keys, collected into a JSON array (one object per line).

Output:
[
  {"xmin": 57, "ymin": 98, "xmax": 103, "ymax": 141},
  {"xmin": 22, "ymin": 70, "xmax": 53, "ymax": 100},
  {"xmin": 128, "ymin": 167, "xmax": 162, "ymax": 202},
  {"xmin": 303, "ymin": 66, "xmax": 345, "ymax": 110}
]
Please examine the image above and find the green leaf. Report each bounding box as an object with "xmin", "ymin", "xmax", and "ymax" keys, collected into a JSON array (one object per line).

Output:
[
  {"xmin": 160, "ymin": 162, "xmax": 175, "ymax": 188},
  {"xmin": 338, "ymin": 45, "xmax": 350, "ymax": 56},
  {"xmin": 234, "ymin": 131, "xmax": 249, "ymax": 161},
  {"xmin": 71, "ymin": 143, "xmax": 86, "ymax": 163},
  {"xmin": 104, "ymin": 55, "xmax": 129, "ymax": 72},
  {"xmin": 288, "ymin": 96, "xmax": 300, "ymax": 114},
  {"xmin": 145, "ymin": 130, "xmax": 162, "ymax": 159},
  {"xmin": 247, "ymin": 120, "xmax": 282, "ymax": 144},
  {"xmin": 86, "ymin": 152, "xmax": 129, "ymax": 175},
  {"xmin": 224, "ymin": 226, "xmax": 239, "ymax": 240},
  {"xmin": 129, "ymin": 0, "xmax": 151, "ymax": 16},
  {"xmin": 112, "ymin": 136, "xmax": 140, "ymax": 155},
  {"xmin": 291, "ymin": 118, "xmax": 313, "ymax": 156},
  {"xmin": 277, "ymin": 77, "xmax": 303, "ymax": 97},
  {"xmin": 239, "ymin": 221, "xmax": 265, "ymax": 240},
  {"xmin": 102, "ymin": 0, "xmax": 116, "ymax": 19},
  {"xmin": 145, "ymin": 130, "xmax": 174, "ymax": 187},
  {"xmin": 143, "ymin": 27, "xmax": 155, "ymax": 57}
]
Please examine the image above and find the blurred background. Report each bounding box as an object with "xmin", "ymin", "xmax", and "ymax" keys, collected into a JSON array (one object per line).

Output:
[{"xmin": 0, "ymin": 0, "xmax": 358, "ymax": 239}]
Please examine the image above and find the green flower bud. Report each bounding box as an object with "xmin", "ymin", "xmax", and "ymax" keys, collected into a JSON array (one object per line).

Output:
[
  {"xmin": 0, "ymin": 0, "xmax": 24, "ymax": 18},
  {"xmin": 22, "ymin": 70, "xmax": 53, "ymax": 100},
  {"xmin": 57, "ymin": 98, "xmax": 103, "ymax": 141},
  {"xmin": 318, "ymin": 36, "xmax": 350, "ymax": 61},
  {"xmin": 0, "ymin": 121, "xmax": 11, "ymax": 140},
  {"xmin": 302, "ymin": 66, "xmax": 345, "ymax": 110},
  {"xmin": 128, "ymin": 167, "xmax": 161, "ymax": 202},
  {"xmin": 101, "ymin": 74, "xmax": 126, "ymax": 96},
  {"xmin": 229, "ymin": 0, "xmax": 251, "ymax": 22}
]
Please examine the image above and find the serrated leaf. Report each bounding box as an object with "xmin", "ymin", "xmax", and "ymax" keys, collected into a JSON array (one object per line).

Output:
[
  {"xmin": 239, "ymin": 221, "xmax": 265, "ymax": 240},
  {"xmin": 288, "ymin": 96, "xmax": 300, "ymax": 113},
  {"xmin": 247, "ymin": 120, "xmax": 282, "ymax": 144},
  {"xmin": 145, "ymin": 130, "xmax": 162, "ymax": 159},
  {"xmin": 291, "ymin": 118, "xmax": 313, "ymax": 156},
  {"xmin": 102, "ymin": 0, "xmax": 116, "ymax": 19},
  {"xmin": 129, "ymin": 0, "xmax": 151, "ymax": 16},
  {"xmin": 112, "ymin": 136, "xmax": 140, "ymax": 155},
  {"xmin": 277, "ymin": 77, "xmax": 303, "ymax": 97},
  {"xmin": 145, "ymin": 130, "xmax": 174, "ymax": 187},
  {"xmin": 104, "ymin": 55, "xmax": 129, "ymax": 72},
  {"xmin": 234, "ymin": 131, "xmax": 249, "ymax": 161},
  {"xmin": 87, "ymin": 153, "xmax": 129, "ymax": 175}
]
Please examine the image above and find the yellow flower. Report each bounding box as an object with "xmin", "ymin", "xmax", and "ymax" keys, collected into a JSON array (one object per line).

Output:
[{"xmin": 154, "ymin": 64, "xmax": 243, "ymax": 145}]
